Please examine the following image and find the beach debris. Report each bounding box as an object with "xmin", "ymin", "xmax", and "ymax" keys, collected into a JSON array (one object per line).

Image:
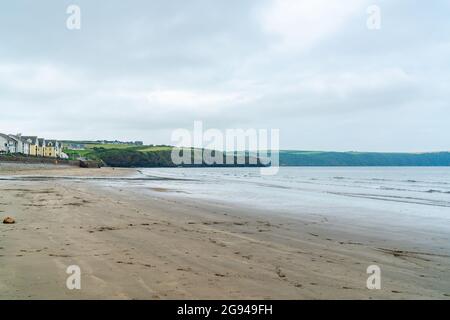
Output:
[
  {"xmin": 79, "ymin": 159, "xmax": 102, "ymax": 168},
  {"xmin": 3, "ymin": 217, "xmax": 16, "ymax": 224},
  {"xmin": 275, "ymin": 266, "xmax": 286, "ymax": 278}
]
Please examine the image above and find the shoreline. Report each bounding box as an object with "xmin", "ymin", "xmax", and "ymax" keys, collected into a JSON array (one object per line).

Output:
[{"xmin": 0, "ymin": 165, "xmax": 449, "ymax": 299}]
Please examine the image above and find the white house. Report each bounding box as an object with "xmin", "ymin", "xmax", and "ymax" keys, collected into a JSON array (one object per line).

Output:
[
  {"xmin": 0, "ymin": 134, "xmax": 10, "ymax": 153},
  {"xmin": 60, "ymin": 152, "xmax": 69, "ymax": 159},
  {"xmin": 21, "ymin": 137, "xmax": 31, "ymax": 156},
  {"xmin": 0, "ymin": 133, "xmax": 17, "ymax": 153},
  {"xmin": 9, "ymin": 134, "xmax": 29, "ymax": 155}
]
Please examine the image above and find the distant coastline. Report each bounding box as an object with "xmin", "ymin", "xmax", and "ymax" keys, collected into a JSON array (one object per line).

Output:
[
  {"xmin": 278, "ymin": 150, "xmax": 450, "ymax": 167},
  {"xmin": 2, "ymin": 143, "xmax": 449, "ymax": 168}
]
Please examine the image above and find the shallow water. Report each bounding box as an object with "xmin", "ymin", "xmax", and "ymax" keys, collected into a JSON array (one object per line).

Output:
[{"xmin": 137, "ymin": 167, "xmax": 450, "ymax": 233}]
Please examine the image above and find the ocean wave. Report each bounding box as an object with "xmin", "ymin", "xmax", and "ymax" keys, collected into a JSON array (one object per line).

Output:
[{"xmin": 327, "ymin": 191, "xmax": 450, "ymax": 207}]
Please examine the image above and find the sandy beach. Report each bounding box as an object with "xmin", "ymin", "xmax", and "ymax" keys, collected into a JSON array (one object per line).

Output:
[{"xmin": 0, "ymin": 164, "xmax": 449, "ymax": 299}]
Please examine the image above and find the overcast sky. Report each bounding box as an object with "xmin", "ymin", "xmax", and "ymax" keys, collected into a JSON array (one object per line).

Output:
[{"xmin": 0, "ymin": 0, "xmax": 449, "ymax": 151}]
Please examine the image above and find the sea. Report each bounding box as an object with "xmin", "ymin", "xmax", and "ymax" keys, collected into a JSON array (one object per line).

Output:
[{"xmin": 137, "ymin": 167, "xmax": 450, "ymax": 234}]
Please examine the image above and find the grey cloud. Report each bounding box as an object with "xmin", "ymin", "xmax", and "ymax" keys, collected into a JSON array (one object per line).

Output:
[{"xmin": 0, "ymin": 0, "xmax": 449, "ymax": 151}]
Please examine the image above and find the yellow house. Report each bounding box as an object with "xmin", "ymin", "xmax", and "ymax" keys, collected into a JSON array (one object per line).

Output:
[
  {"xmin": 37, "ymin": 138, "xmax": 46, "ymax": 157},
  {"xmin": 44, "ymin": 140, "xmax": 63, "ymax": 158},
  {"xmin": 45, "ymin": 141, "xmax": 56, "ymax": 158},
  {"xmin": 29, "ymin": 144, "xmax": 38, "ymax": 156},
  {"xmin": 22, "ymin": 136, "xmax": 39, "ymax": 156}
]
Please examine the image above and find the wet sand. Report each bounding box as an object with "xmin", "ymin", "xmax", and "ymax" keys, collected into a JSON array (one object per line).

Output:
[{"xmin": 0, "ymin": 164, "xmax": 449, "ymax": 299}]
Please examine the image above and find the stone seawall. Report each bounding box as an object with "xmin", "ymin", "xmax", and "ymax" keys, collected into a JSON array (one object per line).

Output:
[{"xmin": 0, "ymin": 155, "xmax": 81, "ymax": 167}]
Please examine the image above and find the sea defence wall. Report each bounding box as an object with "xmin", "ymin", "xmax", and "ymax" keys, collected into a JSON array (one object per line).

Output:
[{"xmin": 0, "ymin": 155, "xmax": 101, "ymax": 167}]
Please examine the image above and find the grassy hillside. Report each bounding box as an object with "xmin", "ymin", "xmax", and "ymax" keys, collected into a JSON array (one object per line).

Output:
[{"xmin": 63, "ymin": 144, "xmax": 264, "ymax": 167}]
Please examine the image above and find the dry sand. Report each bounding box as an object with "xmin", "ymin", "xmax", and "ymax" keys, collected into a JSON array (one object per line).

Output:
[{"xmin": 0, "ymin": 164, "xmax": 449, "ymax": 299}]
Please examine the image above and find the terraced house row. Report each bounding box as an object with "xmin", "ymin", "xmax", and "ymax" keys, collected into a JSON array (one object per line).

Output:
[{"xmin": 0, "ymin": 133, "xmax": 67, "ymax": 158}]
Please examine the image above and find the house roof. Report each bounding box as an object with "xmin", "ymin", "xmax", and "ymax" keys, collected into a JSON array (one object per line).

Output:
[
  {"xmin": 8, "ymin": 135, "xmax": 33, "ymax": 145},
  {"xmin": 46, "ymin": 140, "xmax": 56, "ymax": 147},
  {"xmin": 45, "ymin": 140, "xmax": 61, "ymax": 147},
  {"xmin": 0, "ymin": 133, "xmax": 14, "ymax": 142},
  {"xmin": 7, "ymin": 135, "xmax": 21, "ymax": 143},
  {"xmin": 22, "ymin": 136, "xmax": 38, "ymax": 144},
  {"xmin": 38, "ymin": 138, "xmax": 45, "ymax": 147}
]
